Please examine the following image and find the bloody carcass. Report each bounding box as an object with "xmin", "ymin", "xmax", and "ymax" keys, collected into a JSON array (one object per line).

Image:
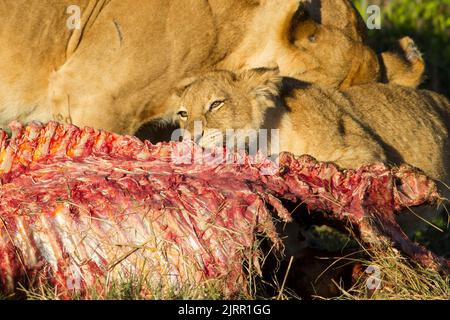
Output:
[{"xmin": 0, "ymin": 121, "xmax": 447, "ymax": 298}]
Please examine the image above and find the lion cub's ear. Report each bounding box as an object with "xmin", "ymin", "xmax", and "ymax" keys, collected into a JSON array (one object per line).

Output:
[
  {"xmin": 170, "ymin": 76, "xmax": 199, "ymax": 98},
  {"xmin": 164, "ymin": 76, "xmax": 199, "ymax": 122},
  {"xmin": 239, "ymin": 67, "xmax": 282, "ymax": 108}
]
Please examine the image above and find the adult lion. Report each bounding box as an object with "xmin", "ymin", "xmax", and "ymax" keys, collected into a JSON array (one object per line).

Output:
[{"xmin": 1, "ymin": 0, "xmax": 395, "ymax": 135}]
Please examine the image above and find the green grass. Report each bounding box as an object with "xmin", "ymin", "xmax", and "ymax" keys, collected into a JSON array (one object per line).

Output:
[
  {"xmin": 2, "ymin": 225, "xmax": 448, "ymax": 300},
  {"xmin": 353, "ymin": 0, "xmax": 450, "ymax": 98}
]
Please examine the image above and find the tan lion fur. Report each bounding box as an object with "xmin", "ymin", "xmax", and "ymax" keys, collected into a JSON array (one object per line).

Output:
[
  {"xmin": 0, "ymin": 0, "xmax": 425, "ymax": 135},
  {"xmin": 287, "ymin": 7, "xmax": 425, "ymax": 88},
  {"xmin": 381, "ymin": 36, "xmax": 426, "ymax": 88},
  {"xmin": 171, "ymin": 69, "xmax": 450, "ymax": 232},
  {"xmin": 0, "ymin": 0, "xmax": 259, "ymax": 133}
]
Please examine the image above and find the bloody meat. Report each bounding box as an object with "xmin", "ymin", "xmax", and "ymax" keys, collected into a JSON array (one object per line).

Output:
[{"xmin": 0, "ymin": 121, "xmax": 447, "ymax": 298}]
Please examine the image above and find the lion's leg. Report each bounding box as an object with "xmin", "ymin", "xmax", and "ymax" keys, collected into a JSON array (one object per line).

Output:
[{"xmin": 381, "ymin": 37, "xmax": 425, "ymax": 88}]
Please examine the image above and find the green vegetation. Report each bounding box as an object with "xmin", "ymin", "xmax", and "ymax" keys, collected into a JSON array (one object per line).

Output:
[
  {"xmin": 16, "ymin": 279, "xmax": 228, "ymax": 300},
  {"xmin": 335, "ymin": 241, "xmax": 449, "ymax": 300},
  {"xmin": 7, "ymin": 235, "xmax": 447, "ymax": 300},
  {"xmin": 354, "ymin": 0, "xmax": 450, "ymax": 98},
  {"xmin": 2, "ymin": 1, "xmax": 449, "ymax": 301}
]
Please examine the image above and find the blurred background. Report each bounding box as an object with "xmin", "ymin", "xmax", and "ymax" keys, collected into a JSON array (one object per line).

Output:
[
  {"xmin": 354, "ymin": 0, "xmax": 450, "ymax": 257},
  {"xmin": 353, "ymin": 0, "xmax": 449, "ymax": 98}
]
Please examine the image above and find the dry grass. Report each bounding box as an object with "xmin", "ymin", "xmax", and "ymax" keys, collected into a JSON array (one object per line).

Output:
[
  {"xmin": 331, "ymin": 241, "xmax": 449, "ymax": 300},
  {"xmin": 1, "ymin": 221, "xmax": 448, "ymax": 300}
]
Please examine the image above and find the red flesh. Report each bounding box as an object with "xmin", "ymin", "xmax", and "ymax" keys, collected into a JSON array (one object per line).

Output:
[{"xmin": 0, "ymin": 121, "xmax": 447, "ymax": 298}]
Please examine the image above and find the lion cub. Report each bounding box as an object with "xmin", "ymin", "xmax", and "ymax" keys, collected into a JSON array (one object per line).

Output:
[
  {"xmin": 172, "ymin": 68, "xmax": 450, "ymax": 234},
  {"xmin": 288, "ymin": 8, "xmax": 425, "ymax": 88},
  {"xmin": 173, "ymin": 68, "xmax": 449, "ymax": 182}
]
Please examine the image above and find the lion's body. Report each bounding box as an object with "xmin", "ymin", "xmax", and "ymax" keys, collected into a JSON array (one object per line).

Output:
[{"xmin": 284, "ymin": 84, "xmax": 449, "ymax": 179}]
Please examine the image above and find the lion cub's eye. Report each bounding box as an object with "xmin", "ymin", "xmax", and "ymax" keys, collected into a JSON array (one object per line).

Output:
[
  {"xmin": 177, "ymin": 110, "xmax": 188, "ymax": 120},
  {"xmin": 209, "ymin": 100, "xmax": 225, "ymax": 112}
]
